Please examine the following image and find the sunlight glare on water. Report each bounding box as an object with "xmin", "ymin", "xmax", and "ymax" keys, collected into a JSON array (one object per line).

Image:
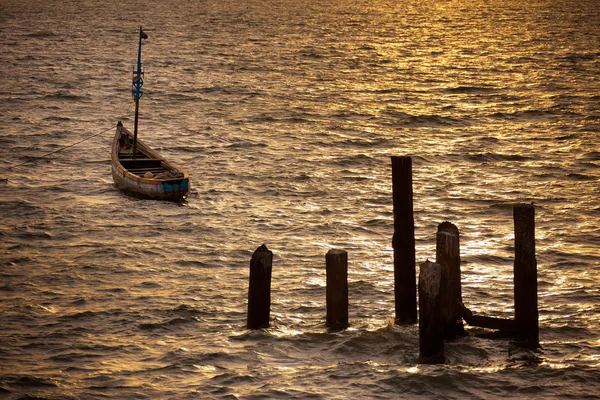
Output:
[{"xmin": 0, "ymin": 0, "xmax": 599, "ymax": 398}]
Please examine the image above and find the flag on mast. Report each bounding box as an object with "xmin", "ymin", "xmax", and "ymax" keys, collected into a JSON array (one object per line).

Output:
[{"xmin": 132, "ymin": 26, "xmax": 148, "ymax": 101}]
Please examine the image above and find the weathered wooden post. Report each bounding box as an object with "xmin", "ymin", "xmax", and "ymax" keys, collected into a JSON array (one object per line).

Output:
[
  {"xmin": 436, "ymin": 222, "xmax": 464, "ymax": 338},
  {"xmin": 326, "ymin": 249, "xmax": 349, "ymax": 330},
  {"xmin": 391, "ymin": 156, "xmax": 417, "ymax": 324},
  {"xmin": 419, "ymin": 261, "xmax": 444, "ymax": 364},
  {"xmin": 513, "ymin": 203, "xmax": 539, "ymax": 348},
  {"xmin": 247, "ymin": 244, "xmax": 273, "ymax": 329}
]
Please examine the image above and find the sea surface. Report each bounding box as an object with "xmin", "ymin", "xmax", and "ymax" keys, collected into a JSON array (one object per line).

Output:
[{"xmin": 1, "ymin": 0, "xmax": 599, "ymax": 398}]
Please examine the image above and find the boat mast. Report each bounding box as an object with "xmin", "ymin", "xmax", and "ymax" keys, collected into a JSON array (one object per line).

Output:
[{"xmin": 132, "ymin": 26, "xmax": 148, "ymax": 160}]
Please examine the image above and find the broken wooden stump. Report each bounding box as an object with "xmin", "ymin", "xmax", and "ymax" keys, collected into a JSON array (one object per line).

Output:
[
  {"xmin": 419, "ymin": 261, "xmax": 445, "ymax": 364},
  {"xmin": 326, "ymin": 249, "xmax": 349, "ymax": 331},
  {"xmin": 391, "ymin": 155, "xmax": 417, "ymax": 325},
  {"xmin": 436, "ymin": 222, "xmax": 464, "ymax": 338},
  {"xmin": 247, "ymin": 244, "xmax": 273, "ymax": 329}
]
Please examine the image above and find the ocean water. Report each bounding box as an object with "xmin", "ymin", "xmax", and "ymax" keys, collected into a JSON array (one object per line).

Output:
[{"xmin": 1, "ymin": 0, "xmax": 599, "ymax": 398}]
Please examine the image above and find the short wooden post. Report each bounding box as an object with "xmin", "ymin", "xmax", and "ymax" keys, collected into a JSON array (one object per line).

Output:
[
  {"xmin": 436, "ymin": 222, "xmax": 464, "ymax": 339},
  {"xmin": 391, "ymin": 156, "xmax": 417, "ymax": 324},
  {"xmin": 247, "ymin": 244, "xmax": 273, "ymax": 329},
  {"xmin": 514, "ymin": 203, "xmax": 539, "ymax": 348},
  {"xmin": 419, "ymin": 261, "xmax": 444, "ymax": 364},
  {"xmin": 326, "ymin": 249, "xmax": 349, "ymax": 330}
]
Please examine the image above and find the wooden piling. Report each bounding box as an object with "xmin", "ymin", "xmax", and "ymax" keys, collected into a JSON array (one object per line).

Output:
[
  {"xmin": 247, "ymin": 244, "xmax": 273, "ymax": 329},
  {"xmin": 436, "ymin": 222, "xmax": 464, "ymax": 338},
  {"xmin": 326, "ymin": 249, "xmax": 349, "ymax": 330},
  {"xmin": 419, "ymin": 261, "xmax": 444, "ymax": 364},
  {"xmin": 391, "ymin": 156, "xmax": 417, "ymax": 324},
  {"xmin": 513, "ymin": 203, "xmax": 539, "ymax": 348}
]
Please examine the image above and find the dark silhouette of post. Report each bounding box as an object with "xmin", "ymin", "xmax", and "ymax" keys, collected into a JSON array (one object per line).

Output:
[
  {"xmin": 391, "ymin": 156, "xmax": 417, "ymax": 324},
  {"xmin": 436, "ymin": 222, "xmax": 464, "ymax": 338},
  {"xmin": 326, "ymin": 249, "xmax": 349, "ymax": 330},
  {"xmin": 419, "ymin": 261, "xmax": 444, "ymax": 364},
  {"xmin": 513, "ymin": 203, "xmax": 539, "ymax": 348},
  {"xmin": 459, "ymin": 298, "xmax": 517, "ymax": 335},
  {"xmin": 247, "ymin": 244, "xmax": 273, "ymax": 329}
]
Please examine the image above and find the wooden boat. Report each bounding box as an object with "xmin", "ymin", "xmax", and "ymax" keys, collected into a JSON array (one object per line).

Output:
[
  {"xmin": 111, "ymin": 26, "xmax": 189, "ymax": 201},
  {"xmin": 111, "ymin": 122, "xmax": 189, "ymax": 201}
]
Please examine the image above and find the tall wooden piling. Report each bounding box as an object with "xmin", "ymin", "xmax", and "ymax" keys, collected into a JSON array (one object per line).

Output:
[
  {"xmin": 436, "ymin": 222, "xmax": 464, "ymax": 338},
  {"xmin": 513, "ymin": 203, "xmax": 539, "ymax": 348},
  {"xmin": 326, "ymin": 249, "xmax": 349, "ymax": 330},
  {"xmin": 419, "ymin": 261, "xmax": 444, "ymax": 364},
  {"xmin": 391, "ymin": 156, "xmax": 417, "ymax": 324},
  {"xmin": 247, "ymin": 244, "xmax": 273, "ymax": 329}
]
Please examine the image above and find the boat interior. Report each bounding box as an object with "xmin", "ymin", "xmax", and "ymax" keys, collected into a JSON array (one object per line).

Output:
[
  {"xmin": 117, "ymin": 132, "xmax": 171, "ymax": 177},
  {"xmin": 119, "ymin": 157, "xmax": 170, "ymax": 177}
]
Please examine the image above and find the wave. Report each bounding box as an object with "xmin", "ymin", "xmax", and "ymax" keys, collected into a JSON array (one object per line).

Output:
[
  {"xmin": 42, "ymin": 116, "xmax": 72, "ymax": 122},
  {"xmin": 464, "ymin": 152, "xmax": 532, "ymax": 163},
  {"xmin": 0, "ymin": 200, "xmax": 46, "ymax": 218},
  {"xmin": 226, "ymin": 140, "xmax": 268, "ymax": 149},
  {"xmin": 172, "ymin": 304, "xmax": 212, "ymax": 315},
  {"xmin": 443, "ymin": 86, "xmax": 499, "ymax": 94},
  {"xmin": 23, "ymin": 31, "xmax": 57, "ymax": 38},
  {"xmin": 3, "ymin": 375, "xmax": 59, "ymax": 388},
  {"xmin": 174, "ymin": 260, "xmax": 211, "ymax": 268},
  {"xmin": 137, "ymin": 281, "xmax": 163, "ymax": 289},
  {"xmin": 198, "ymin": 86, "xmax": 264, "ymax": 97},
  {"xmin": 462, "ymin": 254, "xmax": 512, "ymax": 266},
  {"xmin": 47, "ymin": 351, "xmax": 106, "ymax": 363},
  {"xmin": 583, "ymin": 151, "xmax": 600, "ymax": 161},
  {"xmin": 59, "ymin": 310, "xmax": 97, "ymax": 320},
  {"xmin": 558, "ymin": 52, "xmax": 599, "ymax": 62},
  {"xmin": 566, "ymin": 172, "xmax": 595, "ymax": 181},
  {"xmin": 556, "ymin": 133, "xmax": 579, "ymax": 140},
  {"xmin": 487, "ymin": 109, "xmax": 561, "ymax": 120},
  {"xmin": 139, "ymin": 316, "xmax": 200, "ymax": 330},
  {"xmin": 333, "ymin": 153, "xmax": 377, "ymax": 167},
  {"xmin": 317, "ymin": 137, "xmax": 389, "ymax": 149},
  {"xmin": 384, "ymin": 110, "xmax": 466, "ymax": 127},
  {"xmin": 17, "ymin": 229, "xmax": 54, "ymax": 240},
  {"xmin": 43, "ymin": 92, "xmax": 87, "ymax": 101},
  {"xmin": 166, "ymin": 93, "xmax": 202, "ymax": 102}
]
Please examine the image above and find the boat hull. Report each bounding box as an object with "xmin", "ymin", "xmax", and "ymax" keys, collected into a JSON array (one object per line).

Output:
[
  {"xmin": 111, "ymin": 165, "xmax": 190, "ymax": 201},
  {"xmin": 111, "ymin": 123, "xmax": 190, "ymax": 201}
]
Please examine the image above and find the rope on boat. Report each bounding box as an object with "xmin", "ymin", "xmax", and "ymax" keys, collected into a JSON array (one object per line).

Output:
[{"xmin": 3, "ymin": 124, "xmax": 116, "ymax": 172}]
